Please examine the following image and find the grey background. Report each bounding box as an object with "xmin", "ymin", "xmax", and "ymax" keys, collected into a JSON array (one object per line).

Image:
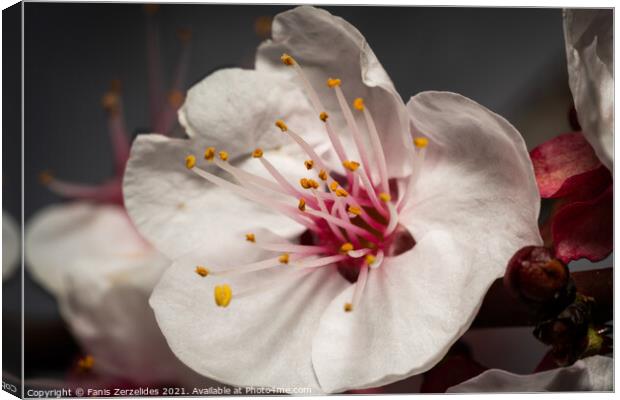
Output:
[{"xmin": 6, "ymin": 1, "xmax": 590, "ymax": 385}]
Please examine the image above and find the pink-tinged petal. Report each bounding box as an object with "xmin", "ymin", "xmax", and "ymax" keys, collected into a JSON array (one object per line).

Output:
[
  {"xmin": 3, "ymin": 210, "xmax": 20, "ymax": 281},
  {"xmin": 564, "ymin": 10, "xmax": 613, "ymax": 171},
  {"xmin": 149, "ymin": 229, "xmax": 350, "ymax": 393},
  {"xmin": 404, "ymin": 92, "xmax": 541, "ymax": 252},
  {"xmin": 448, "ymin": 355, "xmax": 612, "ymax": 392},
  {"xmin": 58, "ymin": 251, "xmax": 211, "ymax": 387},
  {"xmin": 24, "ymin": 203, "xmax": 150, "ymax": 296},
  {"xmin": 256, "ymin": 6, "xmax": 412, "ymax": 178},
  {"xmin": 313, "ymin": 232, "xmax": 484, "ymax": 392},
  {"xmin": 123, "ymin": 134, "xmax": 308, "ymax": 259},
  {"xmin": 178, "ymin": 68, "xmax": 323, "ymax": 160},
  {"xmin": 404, "ymin": 91, "xmax": 541, "ymax": 291},
  {"xmin": 552, "ymin": 186, "xmax": 612, "ymax": 264},
  {"xmin": 530, "ymin": 132, "xmax": 604, "ymax": 198}
]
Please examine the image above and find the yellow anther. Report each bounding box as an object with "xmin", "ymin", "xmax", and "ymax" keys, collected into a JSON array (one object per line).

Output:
[
  {"xmin": 347, "ymin": 205, "xmax": 362, "ymax": 216},
  {"xmin": 329, "ymin": 181, "xmax": 339, "ymax": 191},
  {"xmin": 38, "ymin": 170, "xmax": 54, "ymax": 185},
  {"xmin": 77, "ymin": 355, "xmax": 95, "ymax": 372},
  {"xmin": 214, "ymin": 284, "xmax": 232, "ymax": 308},
  {"xmin": 304, "ymin": 160, "xmax": 314, "ymax": 170},
  {"xmin": 340, "ymin": 242, "xmax": 354, "ymax": 253},
  {"xmin": 218, "ymin": 151, "xmax": 229, "ymax": 161},
  {"xmin": 275, "ymin": 119, "xmax": 288, "ymax": 132},
  {"xmin": 318, "ymin": 170, "xmax": 328, "ymax": 181},
  {"xmin": 195, "ymin": 266, "xmax": 209, "ymax": 277},
  {"xmin": 300, "ymin": 178, "xmax": 319, "ymax": 190},
  {"xmin": 414, "ymin": 137, "xmax": 429, "ymax": 148},
  {"xmin": 344, "ymin": 303, "xmax": 353, "ymax": 312},
  {"xmin": 298, "ymin": 198, "xmax": 306, "ymax": 211},
  {"xmin": 319, "ymin": 111, "xmax": 329, "ymax": 122},
  {"xmin": 327, "ymin": 78, "xmax": 342, "ymax": 88},
  {"xmin": 280, "ymin": 53, "xmax": 295, "ymax": 66},
  {"xmin": 204, "ymin": 147, "xmax": 216, "ymax": 161},
  {"xmin": 185, "ymin": 155, "xmax": 196, "ymax": 169},
  {"xmin": 335, "ymin": 188, "xmax": 349, "ymax": 197},
  {"xmin": 365, "ymin": 254, "xmax": 376, "ymax": 265},
  {"xmin": 353, "ymin": 98, "xmax": 365, "ymax": 111},
  {"xmin": 379, "ymin": 192, "xmax": 391, "ymax": 202},
  {"xmin": 342, "ymin": 160, "xmax": 360, "ymax": 172},
  {"xmin": 245, "ymin": 233, "xmax": 256, "ymax": 243},
  {"xmin": 252, "ymin": 148, "xmax": 264, "ymax": 158},
  {"xmin": 168, "ymin": 90, "xmax": 184, "ymax": 109},
  {"xmin": 279, "ymin": 253, "xmax": 290, "ymax": 264}
]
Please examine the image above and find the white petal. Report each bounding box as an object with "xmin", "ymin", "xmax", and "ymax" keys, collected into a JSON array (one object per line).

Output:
[
  {"xmin": 123, "ymin": 134, "xmax": 308, "ymax": 259},
  {"xmin": 256, "ymin": 6, "xmax": 412, "ymax": 177},
  {"xmin": 3, "ymin": 210, "xmax": 20, "ymax": 281},
  {"xmin": 313, "ymin": 231, "xmax": 478, "ymax": 392},
  {"xmin": 24, "ymin": 203, "xmax": 151, "ymax": 296},
  {"xmin": 564, "ymin": 9, "xmax": 613, "ymax": 170},
  {"xmin": 405, "ymin": 91, "xmax": 541, "ymax": 255},
  {"xmin": 149, "ymin": 230, "xmax": 350, "ymax": 393},
  {"xmin": 58, "ymin": 250, "xmax": 213, "ymax": 387},
  {"xmin": 448, "ymin": 355, "xmax": 613, "ymax": 392},
  {"xmin": 178, "ymin": 67, "xmax": 323, "ymax": 159}
]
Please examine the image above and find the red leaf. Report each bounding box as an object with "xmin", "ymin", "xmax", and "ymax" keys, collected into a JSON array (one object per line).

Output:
[
  {"xmin": 552, "ymin": 186, "xmax": 613, "ymax": 263},
  {"xmin": 530, "ymin": 132, "xmax": 603, "ymax": 198}
]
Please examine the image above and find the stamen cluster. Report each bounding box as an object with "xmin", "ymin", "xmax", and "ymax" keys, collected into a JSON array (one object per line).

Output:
[{"xmin": 185, "ymin": 54, "xmax": 429, "ymax": 312}]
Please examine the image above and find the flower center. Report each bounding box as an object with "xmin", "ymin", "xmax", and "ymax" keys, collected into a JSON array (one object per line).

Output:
[{"xmin": 187, "ymin": 54, "xmax": 428, "ymax": 312}]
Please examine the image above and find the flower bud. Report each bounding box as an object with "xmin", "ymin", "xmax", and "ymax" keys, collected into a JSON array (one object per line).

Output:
[{"xmin": 504, "ymin": 246, "xmax": 570, "ymax": 303}]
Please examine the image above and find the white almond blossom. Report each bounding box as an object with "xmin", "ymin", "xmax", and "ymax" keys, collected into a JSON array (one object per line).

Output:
[{"xmin": 124, "ymin": 6, "xmax": 541, "ymax": 393}]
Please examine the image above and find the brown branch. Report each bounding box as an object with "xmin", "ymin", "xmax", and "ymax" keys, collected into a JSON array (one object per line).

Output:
[{"xmin": 473, "ymin": 267, "xmax": 612, "ymax": 328}]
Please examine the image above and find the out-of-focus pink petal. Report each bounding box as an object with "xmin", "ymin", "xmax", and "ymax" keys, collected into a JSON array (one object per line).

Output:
[
  {"xmin": 530, "ymin": 132, "xmax": 602, "ymax": 198},
  {"xmin": 45, "ymin": 175, "xmax": 123, "ymax": 206},
  {"xmin": 552, "ymin": 186, "xmax": 612, "ymax": 263}
]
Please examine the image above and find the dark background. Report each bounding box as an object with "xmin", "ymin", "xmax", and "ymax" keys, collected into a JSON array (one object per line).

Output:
[{"xmin": 6, "ymin": 1, "xmax": 584, "ymax": 385}]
